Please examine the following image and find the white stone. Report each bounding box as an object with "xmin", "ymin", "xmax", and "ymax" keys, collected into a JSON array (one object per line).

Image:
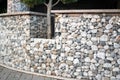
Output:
[
  {"xmin": 110, "ymin": 77, "xmax": 116, "ymax": 80},
  {"xmin": 106, "ymin": 57, "xmax": 113, "ymax": 61},
  {"xmin": 88, "ymin": 71, "xmax": 93, "ymax": 76},
  {"xmin": 66, "ymin": 40, "xmax": 73, "ymax": 45},
  {"xmin": 31, "ymin": 68, "xmax": 34, "ymax": 72},
  {"xmin": 116, "ymin": 75, "xmax": 120, "ymax": 79},
  {"xmin": 103, "ymin": 63, "xmax": 112, "ymax": 68},
  {"xmin": 91, "ymin": 45, "xmax": 98, "ymax": 51},
  {"xmin": 89, "ymin": 25, "xmax": 94, "ymax": 29},
  {"xmin": 113, "ymin": 67, "xmax": 119, "ymax": 72},
  {"xmin": 91, "ymin": 59, "xmax": 97, "ymax": 63},
  {"xmin": 75, "ymin": 52, "xmax": 81, "ymax": 55},
  {"xmin": 118, "ymin": 29, "xmax": 120, "ymax": 32},
  {"xmin": 42, "ymin": 55, "xmax": 47, "ymax": 59},
  {"xmin": 117, "ymin": 59, "xmax": 120, "ymax": 64},
  {"xmin": 70, "ymin": 27, "xmax": 76, "ymax": 32},
  {"xmin": 46, "ymin": 71, "xmax": 51, "ymax": 75},
  {"xmin": 71, "ymin": 22, "xmax": 78, "ymax": 27},
  {"xmin": 35, "ymin": 55, "xmax": 39, "ymax": 59},
  {"xmin": 74, "ymin": 72, "xmax": 79, "ymax": 76},
  {"xmin": 60, "ymin": 53, "xmax": 65, "ymax": 57},
  {"xmin": 83, "ymin": 72, "xmax": 88, "ymax": 76},
  {"xmin": 83, "ymin": 14, "xmax": 92, "ymax": 18},
  {"xmin": 42, "ymin": 64, "xmax": 46, "ymax": 69},
  {"xmin": 91, "ymin": 18, "xmax": 96, "ymax": 22},
  {"xmin": 84, "ymin": 57, "xmax": 91, "ymax": 62},
  {"xmin": 104, "ymin": 30, "xmax": 109, "ymax": 33},
  {"xmin": 55, "ymin": 70, "xmax": 60, "ymax": 76},
  {"xmin": 81, "ymin": 38, "xmax": 87, "ymax": 44},
  {"xmin": 91, "ymin": 37, "xmax": 98, "ymax": 41},
  {"xmin": 114, "ymin": 43, "xmax": 120, "ymax": 48},
  {"xmin": 76, "ymin": 68, "xmax": 81, "ymax": 72},
  {"xmin": 104, "ymin": 45, "xmax": 109, "ymax": 50},
  {"xmin": 91, "ymin": 29, "xmax": 97, "ymax": 33},
  {"xmin": 59, "ymin": 18, "xmax": 65, "ymax": 24},
  {"xmin": 67, "ymin": 56, "xmax": 74, "ymax": 61},
  {"xmin": 59, "ymin": 56, "xmax": 63, "ymax": 61},
  {"xmin": 73, "ymin": 59, "xmax": 79, "ymax": 64},
  {"xmin": 86, "ymin": 41, "xmax": 93, "ymax": 46},
  {"xmin": 76, "ymin": 76, "xmax": 82, "ymax": 79},
  {"xmin": 86, "ymin": 34, "xmax": 91, "ymax": 39},
  {"xmin": 65, "ymin": 47, "xmax": 70, "ymax": 52},
  {"xmin": 81, "ymin": 32, "xmax": 87, "ymax": 37},
  {"xmin": 26, "ymin": 45, "xmax": 30, "ymax": 50},
  {"xmin": 46, "ymin": 50, "xmax": 51, "ymax": 53},
  {"xmin": 97, "ymin": 51, "xmax": 105, "ymax": 59},
  {"xmin": 105, "ymin": 24, "xmax": 113, "ymax": 29},
  {"xmin": 76, "ymin": 46, "xmax": 81, "ymax": 50},
  {"xmin": 93, "ymin": 15, "xmax": 100, "ymax": 18},
  {"xmin": 96, "ymin": 74, "xmax": 102, "ymax": 80},
  {"xmin": 100, "ymin": 35, "xmax": 108, "ymax": 41},
  {"xmin": 90, "ymin": 64, "xmax": 96, "ymax": 70},
  {"xmin": 101, "ymin": 18, "xmax": 106, "ymax": 22},
  {"xmin": 51, "ymin": 54, "xmax": 57, "ymax": 59}
]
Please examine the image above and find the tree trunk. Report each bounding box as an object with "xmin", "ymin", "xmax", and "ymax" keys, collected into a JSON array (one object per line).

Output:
[{"xmin": 47, "ymin": 0, "xmax": 52, "ymax": 39}]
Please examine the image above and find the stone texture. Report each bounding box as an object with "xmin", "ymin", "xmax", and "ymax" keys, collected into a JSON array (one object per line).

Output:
[
  {"xmin": 7, "ymin": 0, "xmax": 29, "ymax": 13},
  {"xmin": 0, "ymin": 13, "xmax": 120, "ymax": 80}
]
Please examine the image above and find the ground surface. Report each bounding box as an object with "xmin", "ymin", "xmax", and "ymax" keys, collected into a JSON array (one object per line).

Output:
[{"xmin": 0, "ymin": 66, "xmax": 58, "ymax": 80}]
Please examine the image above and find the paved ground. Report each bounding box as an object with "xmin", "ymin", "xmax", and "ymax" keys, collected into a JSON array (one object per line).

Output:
[{"xmin": 0, "ymin": 66, "xmax": 58, "ymax": 80}]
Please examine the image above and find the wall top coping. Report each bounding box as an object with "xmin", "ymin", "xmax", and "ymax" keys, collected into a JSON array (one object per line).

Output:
[
  {"xmin": 0, "ymin": 11, "xmax": 46, "ymax": 17},
  {"xmin": 51, "ymin": 9, "xmax": 120, "ymax": 14}
]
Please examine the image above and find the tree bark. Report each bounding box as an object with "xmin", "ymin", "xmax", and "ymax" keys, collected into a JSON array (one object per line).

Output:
[{"xmin": 47, "ymin": 0, "xmax": 52, "ymax": 39}]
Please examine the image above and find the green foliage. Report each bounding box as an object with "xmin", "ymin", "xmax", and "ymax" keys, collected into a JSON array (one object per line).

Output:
[
  {"xmin": 21, "ymin": 0, "xmax": 46, "ymax": 7},
  {"xmin": 61, "ymin": 0, "xmax": 78, "ymax": 4},
  {"xmin": 21, "ymin": 0, "xmax": 78, "ymax": 7}
]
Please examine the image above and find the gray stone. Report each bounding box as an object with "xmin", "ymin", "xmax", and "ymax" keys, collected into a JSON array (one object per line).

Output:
[
  {"xmin": 65, "ymin": 47, "xmax": 71, "ymax": 52},
  {"xmin": 91, "ymin": 37, "xmax": 98, "ymax": 41},
  {"xmin": 90, "ymin": 64, "xmax": 96, "ymax": 70},
  {"xmin": 97, "ymin": 51, "xmax": 105, "ymax": 59},
  {"xmin": 114, "ymin": 43, "xmax": 120, "ymax": 48},
  {"xmin": 73, "ymin": 59, "xmax": 79, "ymax": 64},
  {"xmin": 86, "ymin": 41, "xmax": 93, "ymax": 46},
  {"xmin": 100, "ymin": 35, "xmax": 108, "ymax": 41},
  {"xmin": 103, "ymin": 63, "xmax": 112, "ymax": 68},
  {"xmin": 117, "ymin": 59, "xmax": 120, "ymax": 64},
  {"xmin": 110, "ymin": 77, "xmax": 116, "ymax": 80},
  {"xmin": 116, "ymin": 75, "xmax": 120, "ymax": 79},
  {"xmin": 84, "ymin": 57, "xmax": 91, "ymax": 62},
  {"xmin": 105, "ymin": 24, "xmax": 113, "ymax": 29},
  {"xmin": 91, "ymin": 45, "xmax": 98, "ymax": 51},
  {"xmin": 113, "ymin": 67, "xmax": 119, "ymax": 72},
  {"xmin": 91, "ymin": 29, "xmax": 97, "ymax": 33},
  {"xmin": 81, "ymin": 32, "xmax": 87, "ymax": 37}
]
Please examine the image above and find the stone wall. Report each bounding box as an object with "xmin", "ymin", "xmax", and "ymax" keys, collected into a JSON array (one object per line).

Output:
[
  {"xmin": 30, "ymin": 15, "xmax": 47, "ymax": 38},
  {"xmin": 7, "ymin": 0, "xmax": 29, "ymax": 13},
  {"xmin": 54, "ymin": 12, "xmax": 120, "ymax": 80},
  {"xmin": 0, "ymin": 12, "xmax": 48, "ymax": 67},
  {"xmin": 0, "ymin": 10, "xmax": 120, "ymax": 80}
]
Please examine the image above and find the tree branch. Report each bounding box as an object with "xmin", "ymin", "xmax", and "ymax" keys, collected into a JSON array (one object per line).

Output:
[
  {"xmin": 52, "ymin": 0, "xmax": 60, "ymax": 7},
  {"xmin": 44, "ymin": 2, "xmax": 48, "ymax": 7}
]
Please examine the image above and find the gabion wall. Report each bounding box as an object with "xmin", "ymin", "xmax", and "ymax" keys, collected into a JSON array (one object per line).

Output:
[
  {"xmin": 0, "ymin": 12, "xmax": 120, "ymax": 80},
  {"xmin": 0, "ymin": 13, "xmax": 48, "ymax": 67},
  {"xmin": 55, "ymin": 13, "xmax": 120, "ymax": 80}
]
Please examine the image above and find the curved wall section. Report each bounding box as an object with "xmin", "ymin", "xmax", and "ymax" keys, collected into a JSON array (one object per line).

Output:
[{"xmin": 0, "ymin": 10, "xmax": 120, "ymax": 80}]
